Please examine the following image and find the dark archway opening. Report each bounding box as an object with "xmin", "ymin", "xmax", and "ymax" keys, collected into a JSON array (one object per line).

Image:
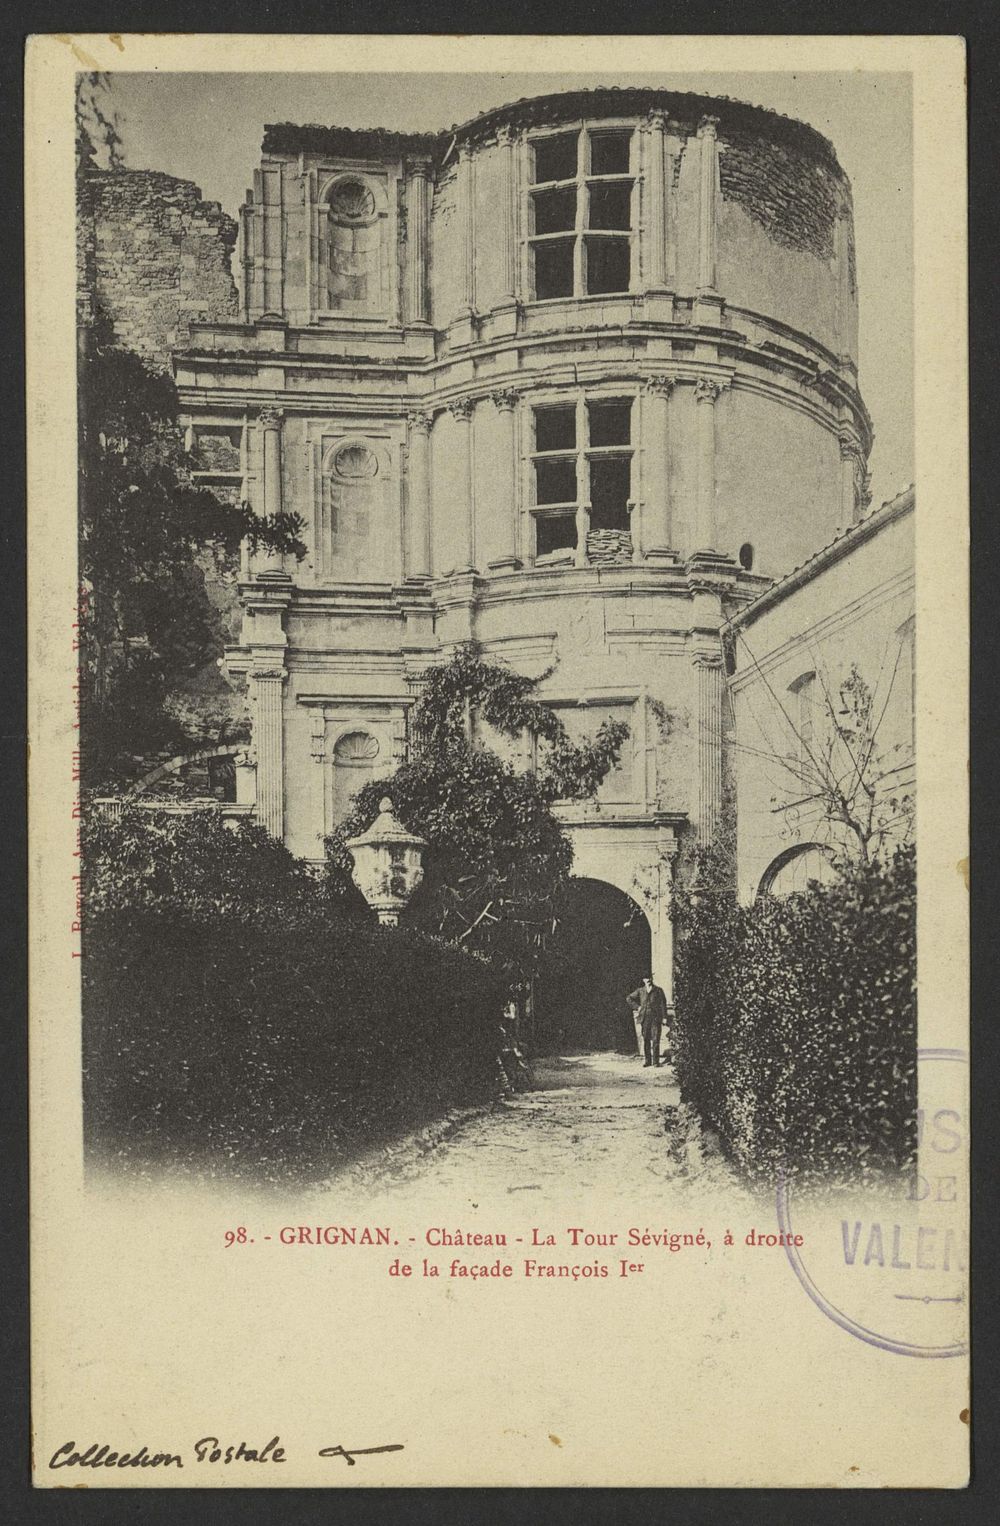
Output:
[{"xmin": 532, "ymin": 878, "xmax": 651, "ymax": 1055}]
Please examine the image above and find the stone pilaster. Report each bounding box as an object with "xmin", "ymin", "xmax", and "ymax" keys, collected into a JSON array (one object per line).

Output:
[
  {"xmin": 253, "ymin": 666, "xmax": 287, "ymax": 838},
  {"xmin": 405, "ymin": 410, "xmax": 432, "ymax": 579},
  {"xmin": 696, "ymin": 116, "xmax": 719, "ymax": 294},
  {"xmin": 663, "ymin": 122, "xmax": 684, "ymax": 290},
  {"xmin": 254, "ymin": 162, "xmax": 284, "ymax": 316},
  {"xmin": 488, "ymin": 389, "xmax": 522, "ymax": 570},
  {"xmin": 255, "ymin": 407, "xmax": 290, "ymax": 580},
  {"xmin": 695, "ymin": 652, "xmax": 724, "ymax": 846},
  {"xmin": 834, "ymin": 194, "xmax": 853, "ymax": 365},
  {"xmin": 642, "ymin": 111, "xmax": 668, "ymax": 292},
  {"xmin": 839, "ymin": 429, "xmax": 870, "ymax": 524},
  {"xmin": 260, "ymin": 407, "xmax": 283, "ymax": 517},
  {"xmin": 405, "ymin": 158, "xmax": 432, "ymax": 326},
  {"xmin": 642, "ymin": 375, "xmax": 675, "ymax": 562},
  {"xmin": 458, "ymin": 143, "xmax": 476, "ymax": 316},
  {"xmin": 495, "ymin": 127, "xmax": 518, "ymax": 308},
  {"xmin": 447, "ymin": 398, "xmax": 476, "ymax": 573},
  {"xmin": 693, "ymin": 377, "xmax": 727, "ymax": 553}
]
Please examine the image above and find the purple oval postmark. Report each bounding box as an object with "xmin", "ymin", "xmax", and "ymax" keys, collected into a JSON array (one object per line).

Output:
[{"xmin": 776, "ymin": 1048, "xmax": 967, "ymax": 1358}]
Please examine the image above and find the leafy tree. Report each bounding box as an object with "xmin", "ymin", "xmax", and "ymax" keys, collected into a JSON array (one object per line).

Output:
[
  {"xmin": 83, "ymin": 803, "xmax": 326, "ymax": 929},
  {"xmin": 326, "ymin": 645, "xmax": 630, "ymax": 981},
  {"xmin": 728, "ymin": 632, "xmax": 914, "ymax": 870},
  {"xmin": 76, "ymin": 71, "xmax": 125, "ymax": 172},
  {"xmin": 78, "ymin": 334, "xmax": 305, "ymax": 786}
]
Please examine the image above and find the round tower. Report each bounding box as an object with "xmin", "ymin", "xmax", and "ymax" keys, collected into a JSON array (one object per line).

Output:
[{"xmin": 176, "ymin": 88, "xmax": 872, "ymax": 1008}]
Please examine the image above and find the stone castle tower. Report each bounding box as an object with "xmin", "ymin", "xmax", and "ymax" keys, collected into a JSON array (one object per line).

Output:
[{"xmin": 173, "ymin": 88, "xmax": 872, "ymax": 993}]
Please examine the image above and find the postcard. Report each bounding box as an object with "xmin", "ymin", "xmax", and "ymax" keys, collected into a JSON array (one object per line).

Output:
[{"xmin": 26, "ymin": 33, "xmax": 968, "ymax": 1488}]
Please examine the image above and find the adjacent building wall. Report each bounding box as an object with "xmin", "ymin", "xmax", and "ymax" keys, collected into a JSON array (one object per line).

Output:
[{"xmin": 726, "ymin": 490, "xmax": 915, "ymax": 904}]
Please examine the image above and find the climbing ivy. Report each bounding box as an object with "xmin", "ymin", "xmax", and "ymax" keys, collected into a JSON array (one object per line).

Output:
[
  {"xmin": 78, "ymin": 334, "xmax": 306, "ymax": 786},
  {"xmin": 326, "ymin": 644, "xmax": 631, "ymax": 982},
  {"xmin": 410, "ymin": 642, "xmax": 630, "ymax": 801}
]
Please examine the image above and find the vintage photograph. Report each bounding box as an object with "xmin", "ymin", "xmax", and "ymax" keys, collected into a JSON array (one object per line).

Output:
[
  {"xmin": 76, "ymin": 66, "xmax": 916, "ymax": 1195},
  {"xmin": 26, "ymin": 37, "xmax": 968, "ymax": 1489}
]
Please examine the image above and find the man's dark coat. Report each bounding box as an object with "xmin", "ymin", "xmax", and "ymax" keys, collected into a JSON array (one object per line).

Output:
[{"xmin": 627, "ymin": 982, "xmax": 668, "ymax": 1034}]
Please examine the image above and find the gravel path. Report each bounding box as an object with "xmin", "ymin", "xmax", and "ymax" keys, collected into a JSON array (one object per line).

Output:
[{"xmin": 313, "ymin": 1052, "xmax": 743, "ymax": 1213}]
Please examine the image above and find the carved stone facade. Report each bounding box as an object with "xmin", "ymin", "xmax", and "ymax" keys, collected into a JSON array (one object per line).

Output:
[{"xmin": 174, "ymin": 88, "xmax": 874, "ymax": 995}]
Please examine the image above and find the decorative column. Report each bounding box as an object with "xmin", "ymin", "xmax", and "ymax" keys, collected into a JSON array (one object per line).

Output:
[
  {"xmin": 458, "ymin": 142, "xmax": 476, "ymax": 316},
  {"xmin": 496, "ymin": 126, "xmax": 517, "ymax": 308},
  {"xmin": 256, "ymin": 407, "xmax": 289, "ymax": 579},
  {"xmin": 487, "ymin": 390, "xmax": 521, "ymax": 571},
  {"xmin": 261, "ymin": 408, "xmax": 283, "ymax": 517},
  {"xmin": 447, "ymin": 398, "xmax": 476, "ymax": 573},
  {"xmin": 839, "ymin": 433, "xmax": 857, "ymax": 524},
  {"xmin": 405, "ymin": 411, "xmax": 432, "ymax": 580},
  {"xmin": 253, "ymin": 666, "xmax": 286, "ymax": 838},
  {"xmin": 664, "ymin": 121, "xmax": 684, "ymax": 289},
  {"xmin": 693, "ymin": 378, "xmax": 726, "ymax": 554},
  {"xmin": 405, "ymin": 158, "xmax": 432, "ymax": 326},
  {"xmin": 642, "ymin": 111, "xmax": 668, "ymax": 292},
  {"xmin": 838, "ymin": 430, "xmax": 871, "ymax": 525},
  {"xmin": 696, "ymin": 116, "xmax": 719, "ymax": 293},
  {"xmin": 643, "ymin": 375, "xmax": 675, "ymax": 562},
  {"xmin": 834, "ymin": 195, "xmax": 853, "ymax": 364},
  {"xmin": 695, "ymin": 653, "xmax": 724, "ymax": 846}
]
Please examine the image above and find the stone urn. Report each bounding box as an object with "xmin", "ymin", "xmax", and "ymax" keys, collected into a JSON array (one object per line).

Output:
[{"xmin": 344, "ymin": 797, "xmax": 427, "ymax": 926}]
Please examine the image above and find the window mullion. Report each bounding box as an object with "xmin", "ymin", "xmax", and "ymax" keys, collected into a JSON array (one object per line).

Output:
[
  {"xmin": 574, "ymin": 133, "xmax": 587, "ymax": 298},
  {"xmin": 575, "ymin": 394, "xmax": 589, "ymax": 565}
]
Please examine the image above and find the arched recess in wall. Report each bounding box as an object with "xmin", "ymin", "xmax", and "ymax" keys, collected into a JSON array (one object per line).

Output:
[
  {"xmin": 331, "ymin": 729, "xmax": 381, "ymax": 826},
  {"xmin": 319, "ymin": 173, "xmax": 388, "ymax": 315},
  {"xmin": 320, "ymin": 438, "xmax": 396, "ymax": 583},
  {"xmin": 134, "ymin": 744, "xmax": 242, "ymax": 802},
  {"xmin": 757, "ymin": 841, "xmax": 838, "ymax": 899}
]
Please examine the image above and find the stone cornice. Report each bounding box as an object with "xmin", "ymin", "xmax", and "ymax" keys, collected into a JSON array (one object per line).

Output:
[{"xmin": 264, "ymin": 90, "xmax": 849, "ymax": 186}]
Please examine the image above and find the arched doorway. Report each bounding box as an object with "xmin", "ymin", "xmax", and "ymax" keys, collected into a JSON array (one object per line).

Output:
[
  {"xmin": 757, "ymin": 842, "xmax": 838, "ymax": 898},
  {"xmin": 532, "ymin": 878, "xmax": 651, "ymax": 1055}
]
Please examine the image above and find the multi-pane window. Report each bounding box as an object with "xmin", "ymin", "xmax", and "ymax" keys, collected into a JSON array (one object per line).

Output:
[
  {"xmin": 189, "ymin": 425, "xmax": 244, "ymax": 505},
  {"xmin": 530, "ymin": 398, "xmax": 633, "ymax": 562},
  {"xmin": 529, "ymin": 129, "xmax": 634, "ymax": 301}
]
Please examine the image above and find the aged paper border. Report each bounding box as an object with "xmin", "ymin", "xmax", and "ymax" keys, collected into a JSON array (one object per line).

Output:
[{"xmin": 25, "ymin": 33, "xmax": 968, "ymax": 1490}]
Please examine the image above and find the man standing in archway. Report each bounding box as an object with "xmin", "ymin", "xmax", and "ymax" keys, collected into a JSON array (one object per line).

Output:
[{"xmin": 626, "ymin": 975, "xmax": 669, "ymax": 1069}]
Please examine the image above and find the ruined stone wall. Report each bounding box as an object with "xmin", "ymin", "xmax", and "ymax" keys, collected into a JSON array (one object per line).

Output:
[
  {"xmin": 718, "ymin": 131, "xmax": 845, "ymax": 263},
  {"xmin": 77, "ymin": 168, "xmax": 238, "ymax": 368},
  {"xmin": 77, "ymin": 168, "xmax": 247, "ymax": 780}
]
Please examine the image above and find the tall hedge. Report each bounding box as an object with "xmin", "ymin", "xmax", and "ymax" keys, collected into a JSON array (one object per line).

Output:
[
  {"xmin": 672, "ymin": 846, "xmax": 916, "ymax": 1188},
  {"xmin": 82, "ymin": 808, "xmax": 506, "ymax": 1181}
]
